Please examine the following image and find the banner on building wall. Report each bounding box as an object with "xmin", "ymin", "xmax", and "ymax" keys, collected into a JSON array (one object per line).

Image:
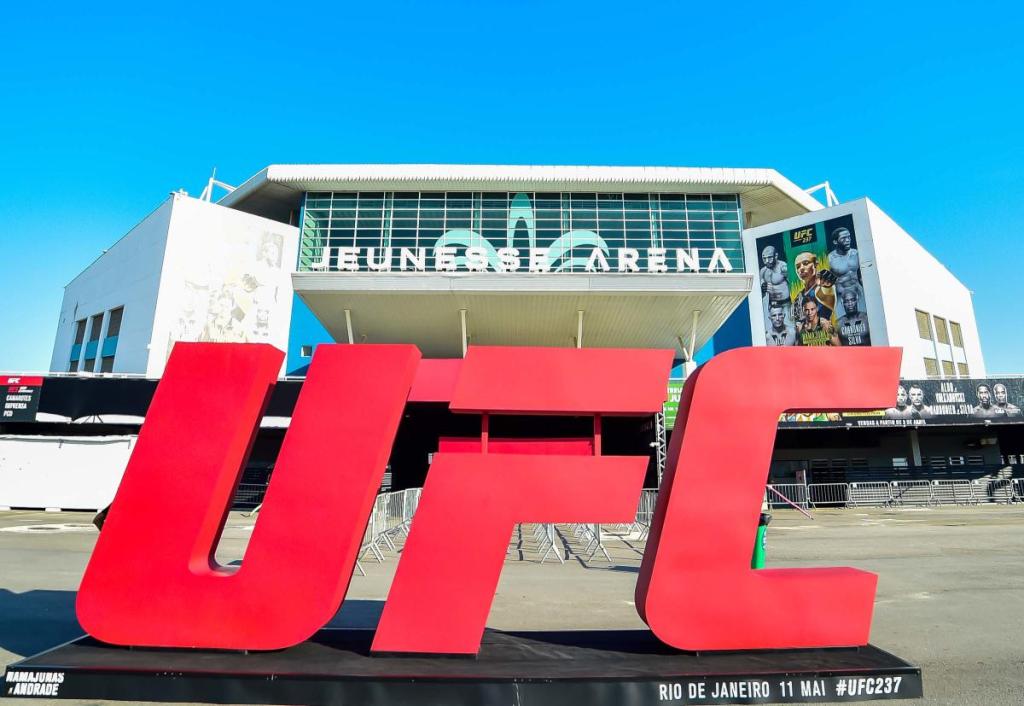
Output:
[
  {"xmin": 663, "ymin": 379, "xmax": 685, "ymax": 429},
  {"xmin": 1, "ymin": 376, "xmax": 43, "ymax": 422},
  {"xmin": 779, "ymin": 377, "xmax": 1024, "ymax": 428},
  {"xmin": 755, "ymin": 213, "xmax": 872, "ymax": 347}
]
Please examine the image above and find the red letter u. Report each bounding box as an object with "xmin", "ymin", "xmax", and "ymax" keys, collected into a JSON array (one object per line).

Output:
[{"xmin": 76, "ymin": 343, "xmax": 419, "ymax": 650}]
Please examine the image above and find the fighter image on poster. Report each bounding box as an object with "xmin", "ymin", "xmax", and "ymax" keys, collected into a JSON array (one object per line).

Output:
[
  {"xmin": 755, "ymin": 214, "xmax": 872, "ymax": 347},
  {"xmin": 765, "ymin": 302, "xmax": 797, "ymax": 346}
]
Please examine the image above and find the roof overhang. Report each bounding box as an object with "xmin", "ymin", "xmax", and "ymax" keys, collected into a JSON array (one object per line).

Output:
[
  {"xmin": 293, "ymin": 272, "xmax": 753, "ymax": 358},
  {"xmin": 221, "ymin": 164, "xmax": 822, "ymax": 227}
]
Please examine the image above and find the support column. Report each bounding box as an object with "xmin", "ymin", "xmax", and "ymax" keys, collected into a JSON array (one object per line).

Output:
[
  {"xmin": 344, "ymin": 309, "xmax": 354, "ymax": 345},
  {"xmin": 677, "ymin": 309, "xmax": 702, "ymax": 376},
  {"xmin": 909, "ymin": 429, "xmax": 922, "ymax": 467},
  {"xmin": 576, "ymin": 310, "xmax": 584, "ymax": 348},
  {"xmin": 459, "ymin": 309, "xmax": 468, "ymax": 358}
]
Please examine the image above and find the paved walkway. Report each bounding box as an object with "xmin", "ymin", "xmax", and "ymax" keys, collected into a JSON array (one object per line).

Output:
[{"xmin": 2, "ymin": 506, "xmax": 1023, "ymax": 705}]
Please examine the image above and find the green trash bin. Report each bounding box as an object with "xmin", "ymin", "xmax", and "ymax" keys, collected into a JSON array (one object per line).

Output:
[{"xmin": 751, "ymin": 512, "xmax": 771, "ymax": 569}]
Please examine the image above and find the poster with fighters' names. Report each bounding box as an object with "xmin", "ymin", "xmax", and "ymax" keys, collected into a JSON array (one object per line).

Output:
[
  {"xmin": 755, "ymin": 214, "xmax": 872, "ymax": 348},
  {"xmin": 1, "ymin": 376, "xmax": 42, "ymax": 422},
  {"xmin": 778, "ymin": 377, "xmax": 1024, "ymax": 428}
]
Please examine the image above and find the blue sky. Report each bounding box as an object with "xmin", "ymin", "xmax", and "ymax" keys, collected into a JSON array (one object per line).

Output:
[{"xmin": 1, "ymin": 1, "xmax": 1021, "ymax": 372}]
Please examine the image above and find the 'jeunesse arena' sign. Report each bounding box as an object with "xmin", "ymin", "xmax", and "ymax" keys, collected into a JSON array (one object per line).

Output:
[{"xmin": 309, "ymin": 244, "xmax": 737, "ymax": 274}]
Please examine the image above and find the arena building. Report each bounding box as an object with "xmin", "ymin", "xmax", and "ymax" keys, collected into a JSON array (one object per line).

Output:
[{"xmin": 1, "ymin": 164, "xmax": 1020, "ymax": 511}]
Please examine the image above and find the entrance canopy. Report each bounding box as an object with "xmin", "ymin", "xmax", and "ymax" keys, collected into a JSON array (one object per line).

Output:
[{"xmin": 294, "ymin": 271, "xmax": 751, "ymax": 358}]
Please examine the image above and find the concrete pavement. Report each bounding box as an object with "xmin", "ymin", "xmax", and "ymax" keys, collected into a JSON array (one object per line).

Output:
[{"xmin": 2, "ymin": 505, "xmax": 1023, "ymax": 705}]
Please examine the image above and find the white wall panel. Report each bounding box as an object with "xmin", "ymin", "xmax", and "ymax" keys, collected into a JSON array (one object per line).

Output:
[
  {"xmin": 49, "ymin": 199, "xmax": 173, "ymax": 374},
  {"xmin": 0, "ymin": 435, "xmax": 134, "ymax": 511}
]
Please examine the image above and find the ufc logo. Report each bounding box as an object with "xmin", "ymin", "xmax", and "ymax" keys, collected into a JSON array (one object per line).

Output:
[{"xmin": 77, "ymin": 343, "xmax": 900, "ymax": 654}]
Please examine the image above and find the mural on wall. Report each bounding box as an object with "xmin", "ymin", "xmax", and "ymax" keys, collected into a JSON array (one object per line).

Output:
[
  {"xmin": 755, "ymin": 213, "xmax": 872, "ymax": 347},
  {"xmin": 167, "ymin": 230, "xmax": 287, "ymax": 359}
]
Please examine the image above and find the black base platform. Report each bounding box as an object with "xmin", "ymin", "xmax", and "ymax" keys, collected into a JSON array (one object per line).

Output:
[{"xmin": 3, "ymin": 628, "xmax": 921, "ymax": 705}]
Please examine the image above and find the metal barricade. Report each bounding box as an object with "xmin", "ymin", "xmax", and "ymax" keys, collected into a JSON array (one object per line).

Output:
[
  {"xmin": 767, "ymin": 483, "xmax": 808, "ymax": 510},
  {"xmin": 971, "ymin": 477, "xmax": 1015, "ymax": 504},
  {"xmin": 890, "ymin": 480, "xmax": 935, "ymax": 506},
  {"xmin": 633, "ymin": 489, "xmax": 658, "ymax": 540},
  {"xmin": 358, "ymin": 488, "xmax": 424, "ymax": 563},
  {"xmin": 232, "ymin": 483, "xmax": 268, "ymax": 510},
  {"xmin": 1014, "ymin": 478, "xmax": 1024, "ymax": 504},
  {"xmin": 807, "ymin": 483, "xmax": 849, "ymax": 508},
  {"xmin": 848, "ymin": 482, "xmax": 895, "ymax": 507},
  {"xmin": 931, "ymin": 479, "xmax": 976, "ymax": 505}
]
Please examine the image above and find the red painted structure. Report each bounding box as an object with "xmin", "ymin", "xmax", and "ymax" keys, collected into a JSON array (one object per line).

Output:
[
  {"xmin": 77, "ymin": 343, "xmax": 419, "ymax": 650},
  {"xmin": 636, "ymin": 347, "xmax": 901, "ymax": 650},
  {"xmin": 76, "ymin": 343, "xmax": 899, "ymax": 655}
]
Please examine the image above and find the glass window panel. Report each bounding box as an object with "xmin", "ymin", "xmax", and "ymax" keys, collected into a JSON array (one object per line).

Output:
[
  {"xmin": 957, "ymin": 362, "xmax": 969, "ymax": 376},
  {"xmin": 355, "ymin": 230, "xmax": 383, "ymax": 247},
  {"xmin": 390, "ymin": 229, "xmax": 418, "ymax": 246},
  {"xmin": 950, "ymin": 321, "xmax": 964, "ymax": 347},
  {"xmin": 923, "ymin": 357, "xmax": 939, "ymax": 378},
  {"xmin": 934, "ymin": 316, "xmax": 950, "ymax": 344},
  {"xmin": 106, "ymin": 307, "xmax": 123, "ymax": 337},
  {"xmin": 941, "ymin": 360, "xmax": 955, "ymax": 376},
  {"xmin": 916, "ymin": 310, "xmax": 933, "ymax": 340},
  {"xmin": 419, "ymin": 229, "xmax": 443, "ymax": 248},
  {"xmin": 446, "ymin": 195, "xmax": 472, "ymax": 209},
  {"xmin": 445, "ymin": 209, "xmax": 472, "ymax": 229},
  {"xmin": 329, "ymin": 229, "xmax": 355, "ymax": 246}
]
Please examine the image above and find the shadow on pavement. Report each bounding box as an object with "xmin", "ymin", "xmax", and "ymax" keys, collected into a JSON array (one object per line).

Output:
[
  {"xmin": 0, "ymin": 589, "xmax": 84, "ymax": 658},
  {"xmin": 325, "ymin": 599, "xmax": 385, "ymax": 630}
]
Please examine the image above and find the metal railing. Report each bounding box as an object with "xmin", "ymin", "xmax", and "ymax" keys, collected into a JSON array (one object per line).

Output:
[{"xmin": 229, "ymin": 475, "xmax": 1024, "ymax": 575}]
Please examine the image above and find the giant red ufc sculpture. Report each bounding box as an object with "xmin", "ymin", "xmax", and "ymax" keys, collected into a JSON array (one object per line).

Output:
[{"xmin": 77, "ymin": 343, "xmax": 900, "ymax": 655}]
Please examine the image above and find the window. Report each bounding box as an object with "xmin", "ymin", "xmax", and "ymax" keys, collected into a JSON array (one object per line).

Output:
[
  {"xmin": 106, "ymin": 307, "xmax": 123, "ymax": 337},
  {"xmin": 99, "ymin": 356, "xmax": 115, "ymax": 373},
  {"xmin": 88, "ymin": 315, "xmax": 102, "ymax": 341},
  {"xmin": 73, "ymin": 319, "xmax": 87, "ymax": 345},
  {"xmin": 923, "ymin": 357, "xmax": 939, "ymax": 377},
  {"xmin": 934, "ymin": 316, "xmax": 950, "ymax": 344},
  {"xmin": 83, "ymin": 357, "xmax": 96, "ymax": 372},
  {"xmin": 941, "ymin": 360, "xmax": 955, "ymax": 377},
  {"xmin": 950, "ymin": 321, "xmax": 964, "ymax": 347},
  {"xmin": 299, "ymin": 190, "xmax": 744, "ymax": 274},
  {"xmin": 915, "ymin": 310, "xmax": 933, "ymax": 340},
  {"xmin": 957, "ymin": 362, "xmax": 970, "ymax": 377},
  {"xmin": 69, "ymin": 360, "xmax": 79, "ymax": 373},
  {"xmin": 300, "ymin": 345, "xmax": 313, "ymax": 358}
]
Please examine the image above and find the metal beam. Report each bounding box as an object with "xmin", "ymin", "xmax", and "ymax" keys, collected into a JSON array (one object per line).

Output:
[
  {"xmin": 344, "ymin": 309, "xmax": 355, "ymax": 344},
  {"xmin": 459, "ymin": 309, "xmax": 468, "ymax": 357},
  {"xmin": 576, "ymin": 310, "xmax": 584, "ymax": 348}
]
